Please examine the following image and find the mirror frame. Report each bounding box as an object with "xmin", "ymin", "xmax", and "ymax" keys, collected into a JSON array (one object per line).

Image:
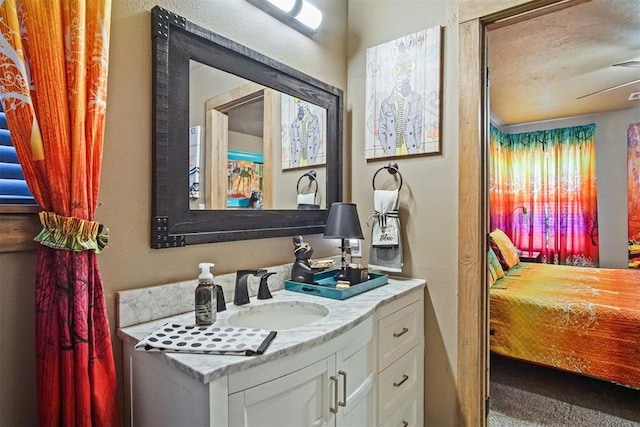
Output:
[{"xmin": 151, "ymin": 6, "xmax": 343, "ymax": 248}]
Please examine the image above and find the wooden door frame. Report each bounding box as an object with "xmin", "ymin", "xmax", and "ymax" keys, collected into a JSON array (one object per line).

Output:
[
  {"xmin": 457, "ymin": 1, "xmax": 571, "ymax": 425},
  {"xmin": 204, "ymin": 109, "xmax": 228, "ymax": 209}
]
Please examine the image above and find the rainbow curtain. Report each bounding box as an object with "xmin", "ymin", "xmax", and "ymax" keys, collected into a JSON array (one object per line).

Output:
[
  {"xmin": 628, "ymin": 123, "xmax": 640, "ymax": 267},
  {"xmin": 0, "ymin": 1, "xmax": 118, "ymax": 425},
  {"xmin": 489, "ymin": 123, "xmax": 599, "ymax": 266}
]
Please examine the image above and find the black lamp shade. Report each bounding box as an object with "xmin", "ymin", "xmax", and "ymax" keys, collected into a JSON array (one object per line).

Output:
[{"xmin": 324, "ymin": 202, "xmax": 364, "ymax": 239}]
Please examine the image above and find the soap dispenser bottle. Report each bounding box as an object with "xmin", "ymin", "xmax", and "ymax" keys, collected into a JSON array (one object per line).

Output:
[{"xmin": 195, "ymin": 262, "xmax": 216, "ymax": 326}]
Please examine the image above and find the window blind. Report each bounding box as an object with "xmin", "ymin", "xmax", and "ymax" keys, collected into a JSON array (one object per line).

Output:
[{"xmin": 0, "ymin": 103, "xmax": 36, "ymax": 205}]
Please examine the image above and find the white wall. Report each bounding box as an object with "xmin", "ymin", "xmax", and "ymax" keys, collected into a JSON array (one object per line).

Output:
[{"xmin": 503, "ymin": 107, "xmax": 640, "ymax": 268}]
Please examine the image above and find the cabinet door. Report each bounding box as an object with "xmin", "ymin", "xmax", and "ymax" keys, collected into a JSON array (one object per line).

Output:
[
  {"xmin": 335, "ymin": 323, "xmax": 376, "ymax": 427},
  {"xmin": 228, "ymin": 357, "xmax": 334, "ymax": 427}
]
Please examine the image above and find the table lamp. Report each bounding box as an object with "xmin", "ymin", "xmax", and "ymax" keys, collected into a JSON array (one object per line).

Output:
[{"xmin": 324, "ymin": 202, "xmax": 364, "ymax": 281}]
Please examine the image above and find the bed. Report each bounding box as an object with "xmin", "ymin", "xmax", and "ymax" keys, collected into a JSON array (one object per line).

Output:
[{"xmin": 490, "ymin": 261, "xmax": 640, "ymax": 389}]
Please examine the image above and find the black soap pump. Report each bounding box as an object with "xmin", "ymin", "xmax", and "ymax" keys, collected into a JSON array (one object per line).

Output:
[{"xmin": 195, "ymin": 262, "xmax": 216, "ymax": 326}]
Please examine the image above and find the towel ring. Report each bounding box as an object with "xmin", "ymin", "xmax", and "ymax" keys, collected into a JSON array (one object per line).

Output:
[
  {"xmin": 297, "ymin": 170, "xmax": 318, "ymax": 196},
  {"xmin": 372, "ymin": 162, "xmax": 403, "ymax": 191}
]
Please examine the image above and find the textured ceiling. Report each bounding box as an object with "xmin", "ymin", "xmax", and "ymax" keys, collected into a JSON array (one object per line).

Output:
[{"xmin": 488, "ymin": 0, "xmax": 640, "ymax": 126}]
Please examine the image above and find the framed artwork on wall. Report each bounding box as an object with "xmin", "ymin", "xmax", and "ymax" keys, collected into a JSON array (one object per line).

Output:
[
  {"xmin": 281, "ymin": 93, "xmax": 327, "ymax": 170},
  {"xmin": 365, "ymin": 27, "xmax": 443, "ymax": 159}
]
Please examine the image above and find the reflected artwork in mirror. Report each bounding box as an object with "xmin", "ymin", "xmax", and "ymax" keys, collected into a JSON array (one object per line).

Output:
[
  {"xmin": 151, "ymin": 6, "xmax": 343, "ymax": 247},
  {"xmin": 189, "ymin": 61, "xmax": 329, "ymax": 211}
]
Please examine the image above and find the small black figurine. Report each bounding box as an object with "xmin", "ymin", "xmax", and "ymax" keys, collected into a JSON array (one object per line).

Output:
[
  {"xmin": 291, "ymin": 236, "xmax": 315, "ymax": 284},
  {"xmin": 249, "ymin": 190, "xmax": 263, "ymax": 209}
]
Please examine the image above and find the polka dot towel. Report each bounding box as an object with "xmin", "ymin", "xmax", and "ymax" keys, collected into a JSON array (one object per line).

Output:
[{"xmin": 134, "ymin": 323, "xmax": 277, "ymax": 356}]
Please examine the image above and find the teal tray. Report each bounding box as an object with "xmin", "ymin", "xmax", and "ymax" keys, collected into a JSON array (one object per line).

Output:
[{"xmin": 284, "ymin": 270, "xmax": 389, "ymax": 300}]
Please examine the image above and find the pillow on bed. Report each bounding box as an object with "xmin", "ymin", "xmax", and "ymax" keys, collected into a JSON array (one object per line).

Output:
[
  {"xmin": 489, "ymin": 228, "xmax": 520, "ymax": 270},
  {"xmin": 488, "ymin": 247, "xmax": 505, "ymax": 286}
]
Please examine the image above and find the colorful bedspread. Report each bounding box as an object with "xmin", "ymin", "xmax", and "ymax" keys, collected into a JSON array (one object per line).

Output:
[{"xmin": 490, "ymin": 262, "xmax": 640, "ymax": 389}]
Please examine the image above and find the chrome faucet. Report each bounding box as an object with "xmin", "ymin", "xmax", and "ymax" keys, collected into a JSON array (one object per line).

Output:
[{"xmin": 234, "ymin": 269, "xmax": 267, "ymax": 306}]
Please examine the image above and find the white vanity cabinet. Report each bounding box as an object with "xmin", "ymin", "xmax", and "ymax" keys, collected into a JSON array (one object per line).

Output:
[
  {"xmin": 124, "ymin": 316, "xmax": 376, "ymax": 427},
  {"xmin": 227, "ymin": 316, "xmax": 376, "ymax": 427},
  {"xmin": 120, "ymin": 281, "xmax": 425, "ymax": 427}
]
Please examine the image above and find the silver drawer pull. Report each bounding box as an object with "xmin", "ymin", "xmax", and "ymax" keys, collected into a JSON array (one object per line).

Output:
[
  {"xmin": 330, "ymin": 375, "xmax": 339, "ymax": 414},
  {"xmin": 393, "ymin": 374, "xmax": 409, "ymax": 388},
  {"xmin": 338, "ymin": 370, "xmax": 347, "ymax": 407},
  {"xmin": 399, "ymin": 421, "xmax": 409, "ymax": 427},
  {"xmin": 393, "ymin": 327, "xmax": 409, "ymax": 338}
]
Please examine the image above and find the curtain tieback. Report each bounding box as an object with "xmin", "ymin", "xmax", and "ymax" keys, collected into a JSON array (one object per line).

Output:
[{"xmin": 34, "ymin": 211, "xmax": 109, "ymax": 253}]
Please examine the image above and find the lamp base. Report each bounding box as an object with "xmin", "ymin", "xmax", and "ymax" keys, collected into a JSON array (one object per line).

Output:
[{"xmin": 333, "ymin": 268, "xmax": 348, "ymax": 281}]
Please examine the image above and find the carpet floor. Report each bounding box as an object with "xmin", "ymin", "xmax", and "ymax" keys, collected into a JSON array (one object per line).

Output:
[{"xmin": 489, "ymin": 354, "xmax": 640, "ymax": 426}]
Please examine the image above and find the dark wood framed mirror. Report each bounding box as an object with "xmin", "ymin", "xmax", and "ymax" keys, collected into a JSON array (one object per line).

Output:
[{"xmin": 151, "ymin": 6, "xmax": 343, "ymax": 248}]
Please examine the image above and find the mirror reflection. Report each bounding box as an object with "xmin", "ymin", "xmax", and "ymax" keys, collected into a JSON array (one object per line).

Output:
[
  {"xmin": 188, "ymin": 60, "xmax": 327, "ymax": 211},
  {"xmin": 150, "ymin": 5, "xmax": 343, "ymax": 246}
]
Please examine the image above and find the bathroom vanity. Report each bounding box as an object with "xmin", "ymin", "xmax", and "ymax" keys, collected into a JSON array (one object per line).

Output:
[{"xmin": 118, "ymin": 277, "xmax": 425, "ymax": 427}]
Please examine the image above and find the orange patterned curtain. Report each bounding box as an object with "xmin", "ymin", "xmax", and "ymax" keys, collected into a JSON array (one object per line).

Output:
[
  {"xmin": 0, "ymin": 1, "xmax": 118, "ymax": 425},
  {"xmin": 628, "ymin": 123, "xmax": 640, "ymax": 268},
  {"xmin": 489, "ymin": 123, "xmax": 599, "ymax": 266}
]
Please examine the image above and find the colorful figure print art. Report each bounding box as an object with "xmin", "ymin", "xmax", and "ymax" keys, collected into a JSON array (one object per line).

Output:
[
  {"xmin": 281, "ymin": 94, "xmax": 327, "ymax": 170},
  {"xmin": 365, "ymin": 27, "xmax": 442, "ymax": 159}
]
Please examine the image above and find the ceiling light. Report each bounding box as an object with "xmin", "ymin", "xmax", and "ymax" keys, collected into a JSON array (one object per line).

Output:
[
  {"xmin": 294, "ymin": 0, "xmax": 323, "ymax": 31},
  {"xmin": 265, "ymin": 0, "xmax": 297, "ymax": 13},
  {"xmin": 246, "ymin": 0, "xmax": 322, "ymax": 35}
]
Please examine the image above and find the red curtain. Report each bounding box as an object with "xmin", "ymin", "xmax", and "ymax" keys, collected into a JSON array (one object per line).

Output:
[{"xmin": 0, "ymin": 1, "xmax": 118, "ymax": 425}]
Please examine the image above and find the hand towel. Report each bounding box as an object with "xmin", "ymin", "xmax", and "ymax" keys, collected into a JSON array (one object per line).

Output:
[
  {"xmin": 297, "ymin": 192, "xmax": 316, "ymax": 206},
  {"xmin": 368, "ymin": 189, "xmax": 403, "ymax": 272},
  {"xmin": 297, "ymin": 192, "xmax": 319, "ymax": 210},
  {"xmin": 135, "ymin": 323, "xmax": 277, "ymax": 356}
]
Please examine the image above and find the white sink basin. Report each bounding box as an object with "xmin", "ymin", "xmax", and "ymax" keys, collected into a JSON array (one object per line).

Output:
[{"xmin": 227, "ymin": 301, "xmax": 329, "ymax": 331}]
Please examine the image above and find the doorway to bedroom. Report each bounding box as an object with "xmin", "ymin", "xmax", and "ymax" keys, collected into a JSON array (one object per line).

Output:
[
  {"xmin": 487, "ymin": 0, "xmax": 639, "ymax": 269},
  {"xmin": 457, "ymin": 1, "xmax": 640, "ymax": 423},
  {"xmin": 485, "ymin": 0, "xmax": 640, "ymax": 423}
]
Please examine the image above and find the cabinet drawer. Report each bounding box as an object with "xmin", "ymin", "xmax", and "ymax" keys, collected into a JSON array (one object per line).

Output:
[
  {"xmin": 378, "ymin": 345, "xmax": 422, "ymax": 423},
  {"xmin": 378, "ymin": 299, "xmax": 422, "ymax": 371},
  {"xmin": 380, "ymin": 393, "xmax": 422, "ymax": 427}
]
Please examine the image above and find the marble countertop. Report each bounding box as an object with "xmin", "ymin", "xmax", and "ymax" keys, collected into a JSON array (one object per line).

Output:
[{"xmin": 118, "ymin": 277, "xmax": 425, "ymax": 384}]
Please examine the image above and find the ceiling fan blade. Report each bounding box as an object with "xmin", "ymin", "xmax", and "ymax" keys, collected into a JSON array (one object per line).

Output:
[
  {"xmin": 577, "ymin": 79, "xmax": 640, "ymax": 99},
  {"xmin": 612, "ymin": 60, "xmax": 640, "ymax": 68}
]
